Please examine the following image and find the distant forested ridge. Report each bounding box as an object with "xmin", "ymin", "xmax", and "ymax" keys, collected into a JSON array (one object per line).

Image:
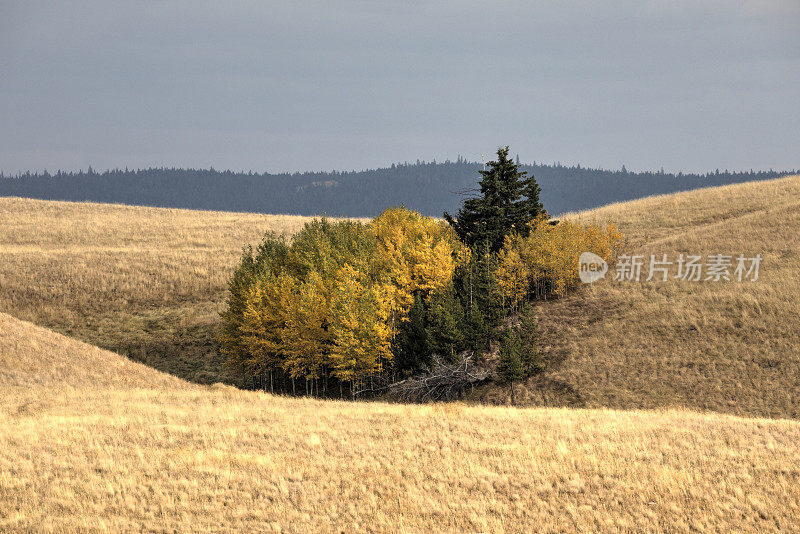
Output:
[{"xmin": 0, "ymin": 160, "xmax": 794, "ymax": 217}]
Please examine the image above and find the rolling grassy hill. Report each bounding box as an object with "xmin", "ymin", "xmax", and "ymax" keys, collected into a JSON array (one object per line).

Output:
[
  {"xmin": 1, "ymin": 312, "xmax": 799, "ymax": 532},
  {"xmin": 482, "ymin": 174, "xmax": 800, "ymax": 418},
  {"xmin": 0, "ymin": 197, "xmax": 363, "ymax": 385},
  {"xmin": 2, "ymin": 177, "xmax": 800, "ymax": 530},
  {"xmin": 1, "ymin": 175, "xmax": 799, "ymax": 418}
]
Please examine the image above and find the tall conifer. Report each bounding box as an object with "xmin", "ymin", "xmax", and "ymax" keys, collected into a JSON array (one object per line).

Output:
[{"xmin": 444, "ymin": 146, "xmax": 544, "ymax": 252}]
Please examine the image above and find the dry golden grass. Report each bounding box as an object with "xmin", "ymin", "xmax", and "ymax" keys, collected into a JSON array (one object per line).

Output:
[
  {"xmin": 492, "ymin": 175, "xmax": 800, "ymax": 418},
  {"xmin": 0, "ymin": 197, "xmax": 319, "ymax": 310},
  {"xmin": 0, "ymin": 197, "xmax": 363, "ymax": 383},
  {"xmin": 3, "ymin": 179, "xmax": 800, "ymax": 531},
  {"xmin": 2, "ymin": 312, "xmax": 799, "ymax": 532}
]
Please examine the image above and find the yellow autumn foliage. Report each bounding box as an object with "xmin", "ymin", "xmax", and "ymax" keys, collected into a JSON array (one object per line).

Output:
[
  {"xmin": 239, "ymin": 273, "xmax": 296, "ymax": 377},
  {"xmin": 496, "ymin": 215, "xmax": 621, "ymax": 307},
  {"xmin": 329, "ymin": 264, "xmax": 392, "ymax": 384},
  {"xmin": 225, "ymin": 207, "xmax": 465, "ymax": 390},
  {"xmin": 371, "ymin": 207, "xmax": 467, "ymax": 327}
]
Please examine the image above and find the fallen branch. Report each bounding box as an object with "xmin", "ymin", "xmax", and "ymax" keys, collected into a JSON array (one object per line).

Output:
[{"xmin": 390, "ymin": 353, "xmax": 494, "ymax": 403}]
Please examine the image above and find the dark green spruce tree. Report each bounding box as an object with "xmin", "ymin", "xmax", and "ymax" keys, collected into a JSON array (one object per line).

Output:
[
  {"xmin": 427, "ymin": 286, "xmax": 466, "ymax": 363},
  {"xmin": 451, "ymin": 248, "xmax": 502, "ymax": 355},
  {"xmin": 517, "ymin": 167, "xmax": 544, "ymax": 227},
  {"xmin": 444, "ymin": 146, "xmax": 544, "ymax": 252},
  {"xmin": 394, "ymin": 292, "xmax": 431, "ymax": 377},
  {"xmin": 517, "ymin": 303, "xmax": 544, "ymax": 377},
  {"xmin": 498, "ymin": 330, "xmax": 524, "ymax": 404}
]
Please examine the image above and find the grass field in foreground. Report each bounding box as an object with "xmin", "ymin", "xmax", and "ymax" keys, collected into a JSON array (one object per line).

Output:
[{"xmin": 1, "ymin": 312, "xmax": 799, "ymax": 532}]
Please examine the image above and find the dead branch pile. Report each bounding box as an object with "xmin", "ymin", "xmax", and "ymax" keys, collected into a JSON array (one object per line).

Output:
[{"xmin": 390, "ymin": 354, "xmax": 494, "ymax": 403}]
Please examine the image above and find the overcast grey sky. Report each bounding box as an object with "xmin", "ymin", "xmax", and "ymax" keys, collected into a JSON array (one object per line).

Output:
[{"xmin": 1, "ymin": 1, "xmax": 798, "ymax": 174}]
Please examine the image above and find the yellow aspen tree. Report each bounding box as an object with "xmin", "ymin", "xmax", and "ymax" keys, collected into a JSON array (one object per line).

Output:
[
  {"xmin": 239, "ymin": 273, "xmax": 296, "ymax": 380},
  {"xmin": 496, "ymin": 215, "xmax": 622, "ymax": 300},
  {"xmin": 495, "ymin": 233, "xmax": 529, "ymax": 310},
  {"xmin": 282, "ymin": 270, "xmax": 331, "ymax": 381},
  {"xmin": 372, "ymin": 207, "xmax": 463, "ymax": 328},
  {"xmin": 328, "ymin": 264, "xmax": 392, "ymax": 390}
]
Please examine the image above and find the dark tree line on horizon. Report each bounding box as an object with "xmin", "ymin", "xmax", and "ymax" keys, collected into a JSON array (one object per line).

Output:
[{"xmin": 0, "ymin": 159, "xmax": 794, "ymax": 217}]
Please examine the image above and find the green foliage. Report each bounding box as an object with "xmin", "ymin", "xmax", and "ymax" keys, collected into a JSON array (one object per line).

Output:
[
  {"xmin": 517, "ymin": 303, "xmax": 544, "ymax": 378},
  {"xmin": 393, "ymin": 292, "xmax": 431, "ymax": 377},
  {"xmin": 451, "ymin": 249, "xmax": 502, "ymax": 353},
  {"xmin": 518, "ymin": 169, "xmax": 544, "ymax": 227},
  {"xmin": 498, "ymin": 332, "xmax": 524, "ymax": 382},
  {"xmin": 498, "ymin": 330, "xmax": 524, "ymax": 404},
  {"xmin": 393, "ymin": 248, "xmax": 506, "ymax": 379},
  {"xmin": 427, "ymin": 287, "xmax": 466, "ymax": 362},
  {"xmin": 496, "ymin": 304, "xmax": 544, "ymax": 404},
  {"xmin": 394, "ymin": 285, "xmax": 474, "ymax": 377},
  {"xmin": 290, "ymin": 218, "xmax": 376, "ymax": 281},
  {"xmin": 444, "ymin": 146, "xmax": 544, "ymax": 252}
]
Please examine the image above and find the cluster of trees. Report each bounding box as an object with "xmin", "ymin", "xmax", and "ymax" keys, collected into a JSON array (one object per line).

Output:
[
  {"xmin": 497, "ymin": 303, "xmax": 544, "ymax": 404},
  {"xmin": 220, "ymin": 147, "xmax": 621, "ymax": 401},
  {"xmin": 219, "ymin": 209, "xmax": 468, "ymax": 397}
]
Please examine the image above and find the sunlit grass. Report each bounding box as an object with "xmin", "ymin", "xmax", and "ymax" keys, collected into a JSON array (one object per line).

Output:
[{"xmin": 1, "ymin": 313, "xmax": 799, "ymax": 532}]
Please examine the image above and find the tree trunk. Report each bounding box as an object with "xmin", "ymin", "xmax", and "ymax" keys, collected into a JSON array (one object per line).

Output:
[{"xmin": 469, "ymin": 268, "xmax": 473, "ymax": 312}]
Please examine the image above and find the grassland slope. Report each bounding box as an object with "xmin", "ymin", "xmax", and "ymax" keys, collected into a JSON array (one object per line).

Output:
[
  {"xmin": 482, "ymin": 175, "xmax": 800, "ymax": 418},
  {"xmin": 1, "ymin": 312, "xmax": 799, "ymax": 532},
  {"xmin": 0, "ymin": 197, "xmax": 360, "ymax": 385}
]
